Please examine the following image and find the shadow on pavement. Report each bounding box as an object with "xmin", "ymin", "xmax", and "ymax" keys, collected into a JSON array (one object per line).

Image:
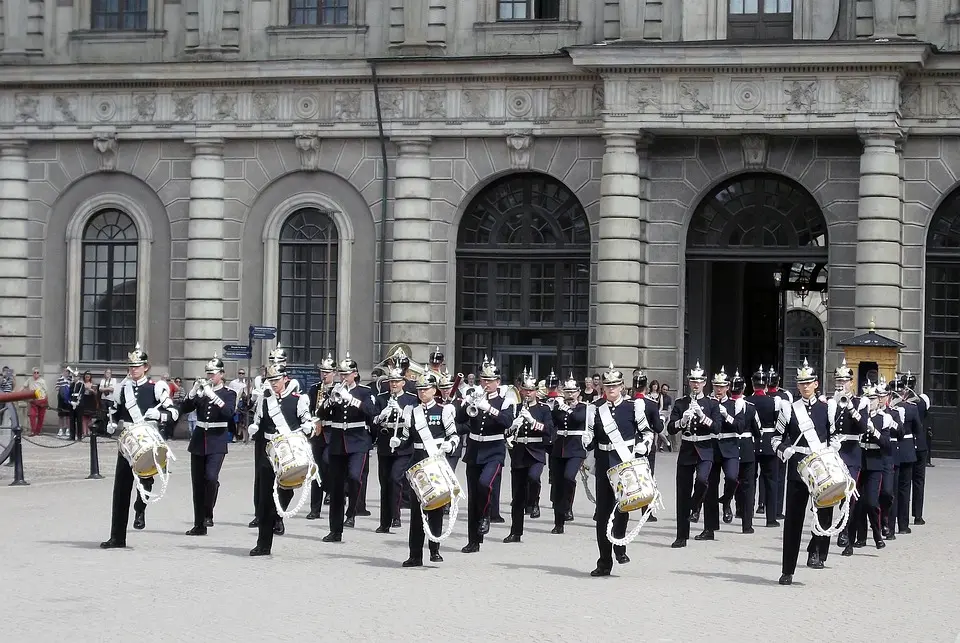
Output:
[
  {"xmin": 715, "ymin": 555, "xmax": 781, "ymax": 566},
  {"xmin": 672, "ymin": 569, "xmax": 792, "ymax": 586},
  {"xmin": 493, "ymin": 562, "xmax": 585, "ymax": 578},
  {"xmin": 42, "ymin": 540, "xmax": 117, "ymax": 550},
  {"xmin": 178, "ymin": 544, "xmax": 254, "ymax": 558},
  {"xmin": 319, "ymin": 552, "xmax": 406, "ymax": 569}
]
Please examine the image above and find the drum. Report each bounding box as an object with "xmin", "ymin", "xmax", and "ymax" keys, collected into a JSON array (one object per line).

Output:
[
  {"xmin": 798, "ymin": 448, "xmax": 853, "ymax": 508},
  {"xmin": 606, "ymin": 457, "xmax": 657, "ymax": 513},
  {"xmin": 118, "ymin": 422, "xmax": 168, "ymax": 478},
  {"xmin": 406, "ymin": 453, "xmax": 462, "ymax": 512},
  {"xmin": 266, "ymin": 432, "xmax": 314, "ymax": 490}
]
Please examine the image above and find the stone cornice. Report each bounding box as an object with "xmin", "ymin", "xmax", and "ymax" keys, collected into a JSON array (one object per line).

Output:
[{"xmin": 566, "ymin": 41, "xmax": 932, "ymax": 74}]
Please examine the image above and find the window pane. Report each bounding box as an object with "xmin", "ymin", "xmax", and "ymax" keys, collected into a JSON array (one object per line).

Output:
[
  {"xmin": 730, "ymin": 0, "xmax": 745, "ymax": 14},
  {"xmin": 745, "ymin": 0, "xmax": 759, "ymax": 13}
]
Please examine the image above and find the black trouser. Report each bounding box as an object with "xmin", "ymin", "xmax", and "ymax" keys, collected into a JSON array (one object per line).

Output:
[
  {"xmin": 703, "ymin": 455, "xmax": 739, "ymax": 530},
  {"xmin": 190, "ymin": 452, "xmax": 225, "ymax": 527},
  {"xmin": 841, "ymin": 465, "xmax": 861, "ymax": 544},
  {"xmin": 896, "ymin": 461, "xmax": 914, "ymax": 531},
  {"xmin": 465, "ymin": 461, "xmax": 502, "ymax": 545},
  {"xmin": 782, "ymin": 479, "xmax": 832, "ymax": 575},
  {"xmin": 326, "ymin": 451, "xmax": 368, "ymax": 534},
  {"xmin": 675, "ymin": 459, "xmax": 712, "ymax": 540},
  {"xmin": 647, "ymin": 448, "xmax": 657, "ymax": 475},
  {"xmin": 378, "ymin": 453, "xmax": 407, "ymax": 529},
  {"xmin": 490, "ymin": 467, "xmax": 503, "ymax": 519},
  {"xmin": 594, "ymin": 455, "xmax": 627, "ymax": 568},
  {"xmin": 756, "ymin": 454, "xmax": 778, "ymax": 522},
  {"xmin": 510, "ymin": 462, "xmax": 544, "ymax": 536},
  {"xmin": 70, "ymin": 409, "xmax": 80, "ymax": 440},
  {"xmin": 735, "ymin": 460, "xmax": 756, "ymax": 530},
  {"xmin": 109, "ymin": 452, "xmax": 154, "ymax": 541},
  {"xmin": 880, "ymin": 461, "xmax": 896, "ymax": 531},
  {"xmin": 912, "ymin": 451, "xmax": 927, "ymax": 519},
  {"xmin": 408, "ymin": 492, "xmax": 443, "ymax": 560},
  {"xmin": 853, "ymin": 469, "xmax": 883, "ymax": 543},
  {"xmin": 358, "ymin": 449, "xmax": 371, "ymax": 513},
  {"xmin": 309, "ymin": 438, "xmax": 328, "ymax": 513},
  {"xmin": 774, "ymin": 461, "xmax": 786, "ymax": 515},
  {"xmin": 551, "ymin": 456, "xmax": 583, "ymax": 528},
  {"xmin": 254, "ymin": 449, "xmax": 292, "ymax": 551}
]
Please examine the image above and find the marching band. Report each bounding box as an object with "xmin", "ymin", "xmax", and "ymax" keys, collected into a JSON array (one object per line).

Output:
[{"xmin": 97, "ymin": 340, "xmax": 934, "ymax": 583}]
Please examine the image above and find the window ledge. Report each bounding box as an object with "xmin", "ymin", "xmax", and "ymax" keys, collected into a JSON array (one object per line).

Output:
[
  {"xmin": 474, "ymin": 20, "xmax": 581, "ymax": 32},
  {"xmin": 266, "ymin": 25, "xmax": 369, "ymax": 38},
  {"xmin": 473, "ymin": 20, "xmax": 581, "ymax": 55},
  {"xmin": 68, "ymin": 30, "xmax": 167, "ymax": 64},
  {"xmin": 266, "ymin": 24, "xmax": 369, "ymax": 58},
  {"xmin": 69, "ymin": 29, "xmax": 167, "ymax": 43}
]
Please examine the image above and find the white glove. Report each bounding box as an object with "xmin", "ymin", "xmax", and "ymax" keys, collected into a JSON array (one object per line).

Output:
[
  {"xmin": 868, "ymin": 427, "xmax": 880, "ymax": 440},
  {"xmin": 189, "ymin": 380, "xmax": 202, "ymax": 398},
  {"xmin": 475, "ymin": 396, "xmax": 491, "ymax": 412},
  {"xmin": 377, "ymin": 407, "xmax": 393, "ymax": 423},
  {"xmin": 70, "ymin": 401, "xmax": 78, "ymax": 409},
  {"xmin": 339, "ymin": 389, "xmax": 355, "ymax": 406},
  {"xmin": 780, "ymin": 446, "xmax": 796, "ymax": 462},
  {"xmin": 144, "ymin": 407, "xmax": 161, "ymax": 422},
  {"xmin": 106, "ymin": 422, "xmax": 118, "ymax": 435},
  {"xmin": 581, "ymin": 431, "xmax": 593, "ymax": 449},
  {"xmin": 634, "ymin": 442, "xmax": 649, "ymax": 457},
  {"xmin": 718, "ymin": 404, "xmax": 729, "ymax": 418},
  {"xmin": 203, "ymin": 384, "xmax": 217, "ymax": 400},
  {"xmin": 299, "ymin": 423, "xmax": 315, "ymax": 437},
  {"xmin": 248, "ymin": 423, "xmax": 260, "ymax": 437},
  {"xmin": 829, "ymin": 436, "xmax": 841, "ymax": 450},
  {"xmin": 520, "ymin": 407, "xmax": 534, "ymax": 423},
  {"xmin": 389, "ymin": 436, "xmax": 402, "ymax": 450},
  {"xmin": 694, "ymin": 404, "xmax": 705, "ymax": 419},
  {"xmin": 441, "ymin": 440, "xmax": 455, "ymax": 454},
  {"xmin": 510, "ymin": 416, "xmax": 523, "ymax": 430}
]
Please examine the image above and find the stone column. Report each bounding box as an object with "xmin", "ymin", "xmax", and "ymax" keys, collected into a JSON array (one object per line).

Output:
[
  {"xmin": 184, "ymin": 139, "xmax": 225, "ymax": 378},
  {"xmin": 596, "ymin": 131, "xmax": 642, "ymax": 372},
  {"xmin": 854, "ymin": 130, "xmax": 902, "ymax": 338},
  {"xmin": 0, "ymin": 142, "xmax": 30, "ymax": 374},
  {"xmin": 388, "ymin": 137, "xmax": 433, "ymax": 363}
]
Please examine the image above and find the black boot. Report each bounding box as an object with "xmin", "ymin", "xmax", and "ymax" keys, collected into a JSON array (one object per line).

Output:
[
  {"xmin": 478, "ymin": 517, "xmax": 490, "ymax": 535},
  {"xmin": 133, "ymin": 511, "xmax": 145, "ymax": 530},
  {"xmin": 99, "ymin": 538, "xmax": 126, "ymax": 549},
  {"xmin": 322, "ymin": 532, "xmax": 342, "ymax": 542},
  {"xmin": 273, "ymin": 518, "xmax": 285, "ymax": 535},
  {"xmin": 503, "ymin": 533, "xmax": 521, "ymax": 543},
  {"xmin": 806, "ymin": 552, "xmax": 824, "ymax": 569},
  {"xmin": 551, "ymin": 525, "xmax": 564, "ymax": 534},
  {"xmin": 185, "ymin": 526, "xmax": 207, "ymax": 536},
  {"xmin": 694, "ymin": 529, "xmax": 714, "ymax": 541},
  {"xmin": 722, "ymin": 502, "xmax": 733, "ymax": 524},
  {"xmin": 248, "ymin": 517, "xmax": 259, "ymax": 528},
  {"xmin": 402, "ymin": 557, "xmax": 423, "ymax": 567},
  {"xmin": 429, "ymin": 550, "xmax": 443, "ymax": 563},
  {"xmin": 249, "ymin": 546, "xmax": 270, "ymax": 556},
  {"xmin": 838, "ymin": 532, "xmax": 849, "ymax": 548}
]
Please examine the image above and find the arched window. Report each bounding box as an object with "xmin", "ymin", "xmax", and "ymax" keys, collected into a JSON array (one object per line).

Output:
[
  {"xmin": 278, "ymin": 208, "xmax": 339, "ymax": 365},
  {"xmin": 783, "ymin": 309, "xmax": 824, "ymax": 393},
  {"xmin": 80, "ymin": 209, "xmax": 139, "ymax": 362},
  {"xmin": 456, "ymin": 172, "xmax": 591, "ymax": 380}
]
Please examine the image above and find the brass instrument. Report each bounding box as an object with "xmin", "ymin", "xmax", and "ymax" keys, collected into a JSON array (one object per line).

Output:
[
  {"xmin": 330, "ymin": 383, "xmax": 347, "ymax": 405},
  {"xmin": 683, "ymin": 393, "xmax": 704, "ymax": 436},
  {"xmin": 379, "ymin": 392, "xmax": 402, "ymax": 435},
  {"xmin": 464, "ymin": 387, "xmax": 482, "ymax": 418},
  {"xmin": 834, "ymin": 386, "xmax": 850, "ymax": 407},
  {"xmin": 374, "ymin": 343, "xmax": 428, "ymax": 378}
]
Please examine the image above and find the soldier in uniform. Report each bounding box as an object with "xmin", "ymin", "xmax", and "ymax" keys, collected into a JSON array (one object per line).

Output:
[
  {"xmin": 437, "ymin": 370, "xmax": 464, "ymax": 472},
  {"xmin": 746, "ymin": 366, "xmax": 781, "ymax": 528},
  {"xmin": 877, "ymin": 378, "xmax": 900, "ymax": 540},
  {"xmin": 460, "ymin": 357, "xmax": 515, "ymax": 553},
  {"xmin": 549, "ymin": 376, "xmax": 590, "ymax": 533},
  {"xmin": 401, "ymin": 372, "xmax": 459, "ymax": 567},
  {"xmin": 321, "ymin": 352, "xmax": 377, "ymax": 541},
  {"xmin": 247, "ymin": 364, "xmax": 315, "ymax": 556},
  {"xmin": 851, "ymin": 380, "xmax": 892, "ymax": 550},
  {"xmin": 772, "ymin": 359, "xmax": 836, "ymax": 585},
  {"xmin": 701, "ymin": 367, "xmax": 742, "ymax": 539},
  {"xmin": 830, "ymin": 359, "xmax": 867, "ymax": 555},
  {"xmin": 761, "ymin": 368, "xmax": 792, "ymax": 520},
  {"xmin": 180, "ymin": 353, "xmax": 237, "ymax": 535},
  {"xmin": 427, "ymin": 346, "xmax": 445, "ymax": 378},
  {"xmin": 667, "ymin": 362, "xmax": 721, "ymax": 548},
  {"xmin": 902, "ymin": 372, "xmax": 930, "ymax": 525},
  {"xmin": 306, "ymin": 355, "xmax": 337, "ymax": 520},
  {"xmin": 730, "ymin": 371, "xmax": 760, "ymax": 533},
  {"xmin": 249, "ymin": 344, "xmax": 300, "ymax": 530},
  {"xmin": 100, "ymin": 343, "xmax": 180, "ymax": 549},
  {"xmin": 373, "ymin": 366, "xmax": 418, "ymax": 533},
  {"xmin": 587, "ymin": 363, "xmax": 655, "ymax": 577},
  {"xmin": 632, "ymin": 369, "xmax": 663, "ymax": 523},
  {"xmin": 503, "ymin": 368, "xmax": 554, "ymax": 543}
]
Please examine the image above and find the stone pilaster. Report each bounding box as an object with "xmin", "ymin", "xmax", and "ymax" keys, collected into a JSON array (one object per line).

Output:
[
  {"xmin": 0, "ymin": 142, "xmax": 30, "ymax": 374},
  {"xmin": 391, "ymin": 0, "xmax": 442, "ymax": 55},
  {"xmin": 0, "ymin": 0, "xmax": 28, "ymax": 59},
  {"xmin": 854, "ymin": 130, "xmax": 902, "ymax": 339},
  {"xmin": 184, "ymin": 139, "xmax": 225, "ymax": 378},
  {"xmin": 619, "ymin": 0, "xmax": 647, "ymax": 40},
  {"xmin": 186, "ymin": 0, "xmax": 228, "ymax": 58},
  {"xmin": 596, "ymin": 131, "xmax": 642, "ymax": 372},
  {"xmin": 388, "ymin": 137, "xmax": 433, "ymax": 363},
  {"xmin": 872, "ymin": 0, "xmax": 900, "ymax": 39}
]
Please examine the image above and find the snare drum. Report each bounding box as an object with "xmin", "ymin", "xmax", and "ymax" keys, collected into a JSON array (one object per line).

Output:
[
  {"xmin": 406, "ymin": 454, "xmax": 462, "ymax": 512},
  {"xmin": 266, "ymin": 432, "xmax": 314, "ymax": 490},
  {"xmin": 118, "ymin": 422, "xmax": 168, "ymax": 478},
  {"xmin": 797, "ymin": 447, "xmax": 853, "ymax": 508},
  {"xmin": 606, "ymin": 457, "xmax": 657, "ymax": 513}
]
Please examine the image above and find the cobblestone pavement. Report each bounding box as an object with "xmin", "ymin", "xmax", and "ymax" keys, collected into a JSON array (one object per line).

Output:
[{"xmin": 1, "ymin": 439, "xmax": 958, "ymax": 642}]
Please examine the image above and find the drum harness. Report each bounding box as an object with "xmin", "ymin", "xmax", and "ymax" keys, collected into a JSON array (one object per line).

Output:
[
  {"xmin": 118, "ymin": 379, "xmax": 176, "ymax": 504},
  {"xmin": 596, "ymin": 401, "xmax": 663, "ymax": 547},
  {"xmin": 264, "ymin": 393, "xmax": 319, "ymax": 519},
  {"xmin": 790, "ymin": 399, "xmax": 857, "ymax": 537},
  {"xmin": 410, "ymin": 405, "xmax": 463, "ymax": 543}
]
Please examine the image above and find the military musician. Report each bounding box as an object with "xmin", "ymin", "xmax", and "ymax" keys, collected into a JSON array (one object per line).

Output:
[
  {"xmin": 587, "ymin": 363, "xmax": 655, "ymax": 577},
  {"xmin": 459, "ymin": 357, "xmax": 515, "ymax": 553},
  {"xmin": 877, "ymin": 378, "xmax": 900, "ymax": 540},
  {"xmin": 702, "ymin": 367, "xmax": 742, "ymax": 538},
  {"xmin": 316, "ymin": 352, "xmax": 376, "ymax": 541},
  {"xmin": 829, "ymin": 360, "xmax": 864, "ymax": 554},
  {"xmin": 306, "ymin": 354, "xmax": 337, "ymax": 520},
  {"xmin": 633, "ymin": 370, "xmax": 664, "ymax": 523},
  {"xmin": 503, "ymin": 369, "xmax": 554, "ymax": 544},
  {"xmin": 730, "ymin": 371, "xmax": 760, "ymax": 533},
  {"xmin": 851, "ymin": 380, "xmax": 892, "ymax": 550},
  {"xmin": 247, "ymin": 364, "xmax": 314, "ymax": 556},
  {"xmin": 761, "ymin": 367, "xmax": 792, "ymax": 520},
  {"xmin": 428, "ymin": 346, "xmax": 445, "ymax": 378},
  {"xmin": 373, "ymin": 366, "xmax": 418, "ymax": 533},
  {"xmin": 901, "ymin": 372, "xmax": 929, "ymax": 525},
  {"xmin": 746, "ymin": 367, "xmax": 781, "ymax": 528},
  {"xmin": 892, "ymin": 374, "xmax": 920, "ymax": 537},
  {"xmin": 437, "ymin": 370, "xmax": 464, "ymax": 473},
  {"xmin": 667, "ymin": 362, "xmax": 721, "ymax": 549},
  {"xmin": 772, "ymin": 359, "xmax": 836, "ymax": 585},
  {"xmin": 549, "ymin": 375, "xmax": 590, "ymax": 533},
  {"xmin": 401, "ymin": 372, "xmax": 459, "ymax": 567},
  {"xmin": 100, "ymin": 343, "xmax": 180, "ymax": 549},
  {"xmin": 179, "ymin": 353, "xmax": 237, "ymax": 535}
]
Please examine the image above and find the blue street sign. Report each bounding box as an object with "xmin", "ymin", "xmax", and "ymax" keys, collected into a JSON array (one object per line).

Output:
[
  {"xmin": 248, "ymin": 325, "xmax": 277, "ymax": 340},
  {"xmin": 223, "ymin": 343, "xmax": 252, "ymax": 359},
  {"xmin": 284, "ymin": 366, "xmax": 320, "ymax": 392}
]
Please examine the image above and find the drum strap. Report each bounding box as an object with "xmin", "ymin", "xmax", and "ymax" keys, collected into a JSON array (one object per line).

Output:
[
  {"xmin": 791, "ymin": 400, "xmax": 826, "ymax": 456},
  {"xmin": 266, "ymin": 394, "xmax": 293, "ymax": 435},
  {"xmin": 597, "ymin": 403, "xmax": 634, "ymax": 463},
  {"xmin": 122, "ymin": 380, "xmax": 145, "ymax": 424},
  {"xmin": 413, "ymin": 406, "xmax": 440, "ymax": 458}
]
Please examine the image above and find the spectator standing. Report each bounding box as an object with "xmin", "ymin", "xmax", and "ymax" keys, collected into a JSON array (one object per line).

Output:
[{"xmin": 23, "ymin": 368, "xmax": 48, "ymax": 436}]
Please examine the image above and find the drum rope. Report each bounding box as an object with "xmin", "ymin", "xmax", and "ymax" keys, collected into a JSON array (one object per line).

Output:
[
  {"xmin": 809, "ymin": 480, "xmax": 858, "ymax": 537},
  {"xmin": 133, "ymin": 443, "xmax": 175, "ymax": 504},
  {"xmin": 273, "ymin": 464, "xmax": 319, "ymax": 519},
  {"xmin": 605, "ymin": 487, "xmax": 664, "ymax": 547},
  {"xmin": 422, "ymin": 487, "xmax": 463, "ymax": 543}
]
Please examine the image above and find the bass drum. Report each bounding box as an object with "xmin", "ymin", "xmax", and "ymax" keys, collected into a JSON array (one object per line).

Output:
[{"xmin": 0, "ymin": 402, "xmax": 19, "ymax": 466}]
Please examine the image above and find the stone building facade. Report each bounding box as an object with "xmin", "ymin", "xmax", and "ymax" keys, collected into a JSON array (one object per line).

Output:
[{"xmin": 2, "ymin": 1, "xmax": 960, "ymax": 452}]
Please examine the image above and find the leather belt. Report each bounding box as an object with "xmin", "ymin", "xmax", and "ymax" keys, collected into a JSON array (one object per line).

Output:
[
  {"xmin": 196, "ymin": 421, "xmax": 228, "ymax": 429},
  {"xmin": 717, "ymin": 432, "xmax": 740, "ymax": 440},
  {"xmin": 682, "ymin": 434, "xmax": 715, "ymax": 443},
  {"xmin": 515, "ymin": 437, "xmax": 543, "ymax": 444},
  {"xmin": 598, "ymin": 439, "xmax": 634, "ymax": 451},
  {"xmin": 469, "ymin": 433, "xmax": 504, "ymax": 442},
  {"xmin": 556, "ymin": 430, "xmax": 585, "ymax": 437},
  {"xmin": 325, "ymin": 421, "xmax": 367, "ymax": 430}
]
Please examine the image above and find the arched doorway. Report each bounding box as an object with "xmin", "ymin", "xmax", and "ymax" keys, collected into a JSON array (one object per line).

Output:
[
  {"xmin": 684, "ymin": 173, "xmax": 828, "ymax": 381},
  {"xmin": 783, "ymin": 309, "xmax": 825, "ymax": 393},
  {"xmin": 924, "ymin": 189, "xmax": 960, "ymax": 455},
  {"xmin": 455, "ymin": 172, "xmax": 591, "ymax": 383}
]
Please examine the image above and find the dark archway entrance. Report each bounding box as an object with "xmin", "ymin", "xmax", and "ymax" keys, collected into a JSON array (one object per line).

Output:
[
  {"xmin": 455, "ymin": 172, "xmax": 591, "ymax": 383},
  {"xmin": 923, "ymin": 189, "xmax": 960, "ymax": 456},
  {"xmin": 685, "ymin": 173, "xmax": 828, "ymax": 382}
]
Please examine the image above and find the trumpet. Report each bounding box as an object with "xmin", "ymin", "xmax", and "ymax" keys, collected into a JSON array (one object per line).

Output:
[
  {"xmin": 330, "ymin": 383, "xmax": 347, "ymax": 405},
  {"xmin": 464, "ymin": 387, "xmax": 482, "ymax": 417},
  {"xmin": 379, "ymin": 393, "xmax": 402, "ymax": 434},
  {"xmin": 834, "ymin": 387, "xmax": 850, "ymax": 406}
]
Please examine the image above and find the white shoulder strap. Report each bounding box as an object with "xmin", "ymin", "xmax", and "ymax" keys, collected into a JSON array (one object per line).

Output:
[
  {"xmin": 123, "ymin": 380, "xmax": 144, "ymax": 424},
  {"xmin": 413, "ymin": 405, "xmax": 440, "ymax": 458},
  {"xmin": 792, "ymin": 400, "xmax": 826, "ymax": 453},
  {"xmin": 596, "ymin": 403, "xmax": 634, "ymax": 462},
  {"xmin": 266, "ymin": 394, "xmax": 292, "ymax": 435}
]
